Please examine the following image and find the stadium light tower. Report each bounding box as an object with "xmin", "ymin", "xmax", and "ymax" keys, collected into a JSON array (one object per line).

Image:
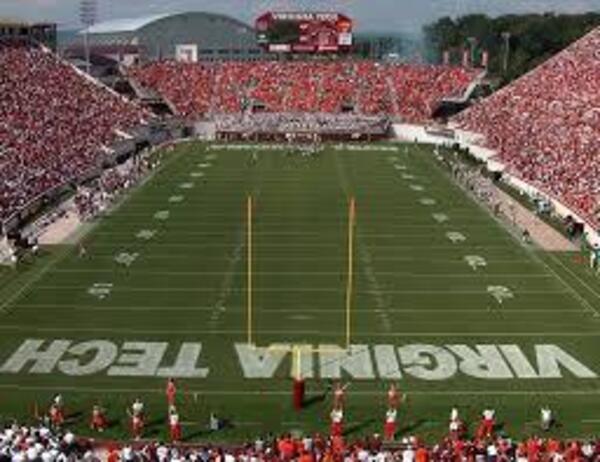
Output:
[
  {"xmin": 467, "ymin": 36, "xmax": 477, "ymax": 67},
  {"xmin": 80, "ymin": 0, "xmax": 98, "ymax": 75},
  {"xmin": 502, "ymin": 31, "xmax": 511, "ymax": 73}
]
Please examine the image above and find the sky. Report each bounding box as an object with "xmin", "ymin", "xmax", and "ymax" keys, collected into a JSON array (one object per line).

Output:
[{"xmin": 1, "ymin": 0, "xmax": 599, "ymax": 31}]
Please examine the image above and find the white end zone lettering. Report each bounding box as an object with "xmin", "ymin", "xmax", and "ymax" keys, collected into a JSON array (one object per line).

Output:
[{"xmin": 0, "ymin": 340, "xmax": 596, "ymax": 380}]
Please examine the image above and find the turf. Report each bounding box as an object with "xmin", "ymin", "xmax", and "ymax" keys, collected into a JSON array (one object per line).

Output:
[{"xmin": 1, "ymin": 142, "xmax": 600, "ymax": 443}]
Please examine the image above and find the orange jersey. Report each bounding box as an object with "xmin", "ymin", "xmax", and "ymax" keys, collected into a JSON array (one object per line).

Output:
[
  {"xmin": 49, "ymin": 406, "xmax": 64, "ymax": 425},
  {"xmin": 91, "ymin": 409, "xmax": 106, "ymax": 430}
]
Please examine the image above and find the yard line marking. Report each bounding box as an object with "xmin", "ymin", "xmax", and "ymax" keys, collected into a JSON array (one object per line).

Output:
[
  {"xmin": 210, "ymin": 227, "xmax": 245, "ymax": 323},
  {"xmin": 0, "ymin": 248, "xmax": 73, "ymax": 314},
  {"xmin": 0, "ymin": 383, "xmax": 598, "ymax": 396},
  {"xmin": 357, "ymin": 238, "xmax": 392, "ymax": 332},
  {"xmin": 77, "ymin": 255, "xmax": 537, "ymax": 264},
  {"xmin": 85, "ymin": 243, "xmax": 550, "ymax": 250},
  {"xmin": 525, "ymin": 251, "xmax": 600, "ymax": 318},
  {"xmin": 546, "ymin": 253, "xmax": 600, "ymax": 303},
  {"xmin": 50, "ymin": 269, "xmax": 553, "ymax": 278},
  {"xmin": 0, "ymin": 325, "xmax": 597, "ymax": 337},
  {"xmin": 11, "ymin": 304, "xmax": 583, "ymax": 315},
  {"xmin": 0, "ymin": 143, "xmax": 189, "ymax": 315},
  {"xmin": 428, "ymin": 154, "xmax": 600, "ymax": 320},
  {"xmin": 93, "ymin": 225, "xmax": 501, "ymax": 236},
  {"xmin": 32, "ymin": 286, "xmax": 570, "ymax": 295}
]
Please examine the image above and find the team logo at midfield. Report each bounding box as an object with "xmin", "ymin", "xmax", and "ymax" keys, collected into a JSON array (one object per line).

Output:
[
  {"xmin": 464, "ymin": 255, "xmax": 487, "ymax": 271},
  {"xmin": 136, "ymin": 229, "xmax": 156, "ymax": 240},
  {"xmin": 154, "ymin": 210, "xmax": 170, "ymax": 221},
  {"xmin": 87, "ymin": 283, "xmax": 113, "ymax": 300},
  {"xmin": 432, "ymin": 213, "xmax": 449, "ymax": 223},
  {"xmin": 114, "ymin": 252, "xmax": 139, "ymax": 267},
  {"xmin": 487, "ymin": 285, "xmax": 514, "ymax": 304},
  {"xmin": 446, "ymin": 231, "xmax": 466, "ymax": 243}
]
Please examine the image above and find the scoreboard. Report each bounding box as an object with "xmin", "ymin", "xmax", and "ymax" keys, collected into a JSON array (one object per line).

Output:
[{"xmin": 255, "ymin": 12, "xmax": 353, "ymax": 53}]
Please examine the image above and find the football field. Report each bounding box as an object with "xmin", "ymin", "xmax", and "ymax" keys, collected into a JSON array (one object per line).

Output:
[{"xmin": 2, "ymin": 142, "xmax": 600, "ymax": 442}]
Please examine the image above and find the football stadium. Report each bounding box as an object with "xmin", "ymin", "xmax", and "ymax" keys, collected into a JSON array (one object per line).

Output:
[{"xmin": 0, "ymin": 1, "xmax": 600, "ymax": 460}]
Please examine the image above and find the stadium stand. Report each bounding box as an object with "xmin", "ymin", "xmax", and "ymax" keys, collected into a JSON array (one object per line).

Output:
[
  {"xmin": 127, "ymin": 61, "xmax": 481, "ymax": 121},
  {"xmin": 5, "ymin": 418, "xmax": 600, "ymax": 462},
  {"xmin": 0, "ymin": 40, "xmax": 148, "ymax": 225},
  {"xmin": 453, "ymin": 27, "xmax": 600, "ymax": 227},
  {"xmin": 0, "ymin": 421, "xmax": 82, "ymax": 462}
]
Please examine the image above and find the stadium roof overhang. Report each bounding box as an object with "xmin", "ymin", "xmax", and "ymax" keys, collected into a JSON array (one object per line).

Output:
[
  {"xmin": 80, "ymin": 13, "xmax": 171, "ymax": 35},
  {"xmin": 80, "ymin": 11, "xmax": 255, "ymax": 36},
  {"xmin": 0, "ymin": 17, "xmax": 37, "ymax": 27}
]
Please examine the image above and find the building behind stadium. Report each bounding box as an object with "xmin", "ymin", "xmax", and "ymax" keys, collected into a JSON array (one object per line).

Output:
[
  {"xmin": 1, "ymin": 17, "xmax": 56, "ymax": 49},
  {"xmin": 64, "ymin": 11, "xmax": 265, "ymax": 66}
]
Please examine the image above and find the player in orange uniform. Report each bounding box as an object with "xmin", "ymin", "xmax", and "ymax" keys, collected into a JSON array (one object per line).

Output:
[
  {"xmin": 49, "ymin": 394, "xmax": 64, "ymax": 428},
  {"xmin": 166, "ymin": 378, "xmax": 177, "ymax": 407},
  {"xmin": 90, "ymin": 404, "xmax": 107, "ymax": 432},
  {"xmin": 49, "ymin": 404, "xmax": 64, "ymax": 428}
]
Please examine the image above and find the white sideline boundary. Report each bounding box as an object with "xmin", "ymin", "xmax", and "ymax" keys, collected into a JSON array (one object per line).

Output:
[
  {"xmin": 547, "ymin": 253, "xmax": 600, "ymax": 303},
  {"xmin": 0, "ymin": 324, "xmax": 598, "ymax": 337}
]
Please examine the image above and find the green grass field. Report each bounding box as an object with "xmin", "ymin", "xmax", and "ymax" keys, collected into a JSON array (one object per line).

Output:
[{"xmin": 2, "ymin": 142, "xmax": 600, "ymax": 443}]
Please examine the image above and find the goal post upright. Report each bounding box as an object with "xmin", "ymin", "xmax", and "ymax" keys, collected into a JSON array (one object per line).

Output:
[
  {"xmin": 345, "ymin": 197, "xmax": 356, "ymax": 349},
  {"xmin": 247, "ymin": 195, "xmax": 253, "ymax": 346}
]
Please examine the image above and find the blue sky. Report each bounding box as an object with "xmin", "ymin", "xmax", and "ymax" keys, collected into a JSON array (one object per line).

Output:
[{"xmin": 2, "ymin": 0, "xmax": 599, "ymax": 31}]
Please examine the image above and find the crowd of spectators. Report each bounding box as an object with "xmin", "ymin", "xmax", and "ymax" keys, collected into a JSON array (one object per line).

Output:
[
  {"xmin": 7, "ymin": 421, "xmax": 600, "ymax": 462},
  {"xmin": 0, "ymin": 421, "xmax": 91, "ymax": 462},
  {"xmin": 74, "ymin": 154, "xmax": 159, "ymax": 221},
  {"xmin": 0, "ymin": 40, "xmax": 148, "ymax": 224},
  {"xmin": 453, "ymin": 26, "xmax": 600, "ymax": 227},
  {"xmin": 128, "ymin": 61, "xmax": 480, "ymax": 122},
  {"xmin": 103, "ymin": 433, "xmax": 600, "ymax": 462}
]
